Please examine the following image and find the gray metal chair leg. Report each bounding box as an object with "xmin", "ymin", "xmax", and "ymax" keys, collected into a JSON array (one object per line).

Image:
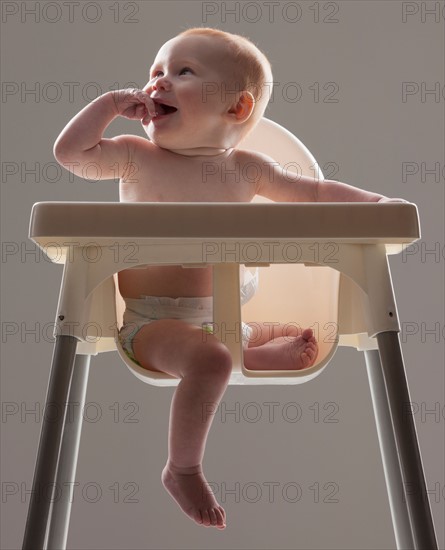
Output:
[
  {"xmin": 375, "ymin": 331, "xmax": 438, "ymax": 550},
  {"xmin": 22, "ymin": 335, "xmax": 79, "ymax": 550},
  {"xmin": 365, "ymin": 349, "xmax": 415, "ymax": 549},
  {"xmin": 45, "ymin": 353, "xmax": 91, "ymax": 550}
]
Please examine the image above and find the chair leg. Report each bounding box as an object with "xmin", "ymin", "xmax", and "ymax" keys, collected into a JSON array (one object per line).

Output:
[
  {"xmin": 370, "ymin": 332, "xmax": 438, "ymax": 550},
  {"xmin": 46, "ymin": 353, "xmax": 91, "ymax": 550},
  {"xmin": 22, "ymin": 335, "xmax": 79, "ymax": 550},
  {"xmin": 365, "ymin": 349, "xmax": 414, "ymax": 549}
]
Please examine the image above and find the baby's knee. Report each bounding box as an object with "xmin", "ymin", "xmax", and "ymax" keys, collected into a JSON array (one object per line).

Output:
[{"xmin": 190, "ymin": 339, "xmax": 232, "ymax": 379}]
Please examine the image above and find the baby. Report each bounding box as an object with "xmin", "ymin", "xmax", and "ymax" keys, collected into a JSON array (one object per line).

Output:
[{"xmin": 54, "ymin": 27, "xmax": 405, "ymax": 530}]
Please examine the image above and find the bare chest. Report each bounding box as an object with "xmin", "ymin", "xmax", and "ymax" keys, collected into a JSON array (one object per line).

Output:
[{"xmin": 120, "ymin": 150, "xmax": 257, "ymax": 203}]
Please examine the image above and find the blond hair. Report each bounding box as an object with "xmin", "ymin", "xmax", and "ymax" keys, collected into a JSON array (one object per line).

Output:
[{"xmin": 178, "ymin": 27, "xmax": 273, "ymax": 136}]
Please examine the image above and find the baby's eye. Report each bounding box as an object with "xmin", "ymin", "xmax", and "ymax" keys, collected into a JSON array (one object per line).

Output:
[{"xmin": 152, "ymin": 67, "xmax": 193, "ymax": 78}]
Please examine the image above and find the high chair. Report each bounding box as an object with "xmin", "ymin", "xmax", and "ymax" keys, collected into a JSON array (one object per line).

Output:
[{"xmin": 23, "ymin": 118, "xmax": 438, "ymax": 550}]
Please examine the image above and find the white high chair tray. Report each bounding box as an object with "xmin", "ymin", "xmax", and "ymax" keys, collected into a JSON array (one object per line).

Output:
[{"xmin": 30, "ymin": 201, "xmax": 419, "ymax": 249}]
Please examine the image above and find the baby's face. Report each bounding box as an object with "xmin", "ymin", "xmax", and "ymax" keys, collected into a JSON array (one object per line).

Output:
[{"xmin": 142, "ymin": 35, "xmax": 240, "ymax": 151}]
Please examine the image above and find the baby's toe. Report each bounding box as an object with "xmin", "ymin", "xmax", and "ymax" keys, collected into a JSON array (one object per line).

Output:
[
  {"xmin": 195, "ymin": 510, "xmax": 203, "ymax": 524},
  {"xmin": 215, "ymin": 507, "xmax": 226, "ymax": 527},
  {"xmin": 302, "ymin": 328, "xmax": 314, "ymax": 340},
  {"xmin": 209, "ymin": 508, "xmax": 218, "ymax": 525},
  {"xmin": 201, "ymin": 509, "xmax": 211, "ymax": 526}
]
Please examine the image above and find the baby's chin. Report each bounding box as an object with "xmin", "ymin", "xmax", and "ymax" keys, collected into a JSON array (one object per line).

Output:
[
  {"xmin": 141, "ymin": 122, "xmax": 156, "ymax": 141},
  {"xmin": 141, "ymin": 126, "xmax": 174, "ymax": 150},
  {"xmin": 141, "ymin": 119, "xmax": 151, "ymax": 131}
]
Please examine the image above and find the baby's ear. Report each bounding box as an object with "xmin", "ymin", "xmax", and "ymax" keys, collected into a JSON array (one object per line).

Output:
[{"xmin": 230, "ymin": 91, "xmax": 255, "ymax": 122}]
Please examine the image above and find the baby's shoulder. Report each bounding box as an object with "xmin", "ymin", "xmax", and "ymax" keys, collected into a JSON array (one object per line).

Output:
[
  {"xmin": 234, "ymin": 148, "xmax": 277, "ymax": 167},
  {"xmin": 122, "ymin": 134, "xmax": 157, "ymax": 156},
  {"xmin": 123, "ymin": 134, "xmax": 162, "ymax": 170},
  {"xmin": 114, "ymin": 135, "xmax": 163, "ymax": 183}
]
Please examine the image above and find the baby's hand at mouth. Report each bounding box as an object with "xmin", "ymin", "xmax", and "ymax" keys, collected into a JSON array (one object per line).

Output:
[{"xmin": 110, "ymin": 88, "xmax": 157, "ymax": 124}]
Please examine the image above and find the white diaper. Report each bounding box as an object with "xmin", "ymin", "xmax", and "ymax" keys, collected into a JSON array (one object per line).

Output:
[{"xmin": 118, "ymin": 268, "xmax": 258, "ymax": 368}]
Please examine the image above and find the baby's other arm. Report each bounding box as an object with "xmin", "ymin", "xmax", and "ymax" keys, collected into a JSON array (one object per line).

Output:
[
  {"xmin": 252, "ymin": 152, "xmax": 406, "ymax": 203},
  {"xmin": 53, "ymin": 89, "xmax": 157, "ymax": 180}
]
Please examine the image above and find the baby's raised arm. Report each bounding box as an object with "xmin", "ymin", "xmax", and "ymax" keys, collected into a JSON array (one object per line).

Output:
[{"xmin": 53, "ymin": 89, "xmax": 157, "ymax": 180}]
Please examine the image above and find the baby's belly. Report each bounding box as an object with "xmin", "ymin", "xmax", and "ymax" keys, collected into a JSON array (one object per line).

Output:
[{"xmin": 118, "ymin": 265, "xmax": 214, "ymax": 299}]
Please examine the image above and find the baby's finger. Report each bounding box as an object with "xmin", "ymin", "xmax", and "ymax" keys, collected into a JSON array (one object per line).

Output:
[
  {"xmin": 144, "ymin": 96, "xmax": 158, "ymax": 117},
  {"xmin": 135, "ymin": 90, "xmax": 154, "ymax": 113},
  {"xmin": 135, "ymin": 104, "xmax": 146, "ymax": 118}
]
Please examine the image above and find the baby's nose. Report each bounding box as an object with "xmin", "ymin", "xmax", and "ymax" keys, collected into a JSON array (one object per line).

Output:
[{"xmin": 153, "ymin": 76, "xmax": 171, "ymax": 90}]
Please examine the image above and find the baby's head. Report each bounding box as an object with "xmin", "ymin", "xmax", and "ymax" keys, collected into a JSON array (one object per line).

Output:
[
  {"xmin": 176, "ymin": 27, "xmax": 274, "ymax": 139},
  {"xmin": 143, "ymin": 28, "xmax": 273, "ymax": 154}
]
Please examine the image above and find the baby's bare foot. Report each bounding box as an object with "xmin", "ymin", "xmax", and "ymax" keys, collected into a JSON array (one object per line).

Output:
[
  {"xmin": 244, "ymin": 327, "xmax": 318, "ymax": 371},
  {"xmin": 161, "ymin": 461, "xmax": 226, "ymax": 529},
  {"xmin": 288, "ymin": 328, "xmax": 318, "ymax": 369}
]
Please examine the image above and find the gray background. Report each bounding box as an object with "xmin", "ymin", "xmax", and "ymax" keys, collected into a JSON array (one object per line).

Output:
[{"xmin": 1, "ymin": 1, "xmax": 444, "ymax": 549}]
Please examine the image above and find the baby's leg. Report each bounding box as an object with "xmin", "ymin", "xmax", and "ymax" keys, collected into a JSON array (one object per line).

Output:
[
  {"xmin": 132, "ymin": 320, "xmax": 231, "ymax": 529},
  {"xmin": 246, "ymin": 322, "xmax": 303, "ymax": 348}
]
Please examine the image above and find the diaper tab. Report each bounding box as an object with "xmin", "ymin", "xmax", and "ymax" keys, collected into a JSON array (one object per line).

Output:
[{"xmin": 202, "ymin": 322, "xmax": 215, "ymax": 334}]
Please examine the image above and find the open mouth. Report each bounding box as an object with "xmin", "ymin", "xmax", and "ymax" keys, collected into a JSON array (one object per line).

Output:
[{"xmin": 153, "ymin": 102, "xmax": 178, "ymax": 116}]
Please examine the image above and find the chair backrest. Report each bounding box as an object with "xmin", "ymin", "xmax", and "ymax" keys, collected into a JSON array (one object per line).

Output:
[
  {"xmin": 110, "ymin": 117, "xmax": 341, "ymax": 384},
  {"xmin": 240, "ymin": 118, "xmax": 325, "ymax": 185}
]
